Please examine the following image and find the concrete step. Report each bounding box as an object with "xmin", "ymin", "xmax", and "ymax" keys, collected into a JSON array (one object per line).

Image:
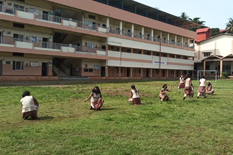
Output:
[{"xmin": 59, "ymin": 76, "xmax": 90, "ymax": 80}]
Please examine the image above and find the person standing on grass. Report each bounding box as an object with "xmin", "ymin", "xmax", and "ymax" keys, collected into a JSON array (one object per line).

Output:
[
  {"xmin": 20, "ymin": 91, "xmax": 39, "ymax": 120},
  {"xmin": 175, "ymin": 75, "xmax": 185, "ymax": 93},
  {"xmin": 159, "ymin": 84, "xmax": 172, "ymax": 101},
  {"xmin": 197, "ymin": 76, "xmax": 207, "ymax": 98},
  {"xmin": 206, "ymin": 82, "xmax": 214, "ymax": 95},
  {"xmin": 128, "ymin": 85, "xmax": 142, "ymax": 105},
  {"xmin": 183, "ymin": 74, "xmax": 193, "ymax": 101},
  {"xmin": 190, "ymin": 83, "xmax": 195, "ymax": 98},
  {"xmin": 84, "ymin": 86, "xmax": 104, "ymax": 110}
]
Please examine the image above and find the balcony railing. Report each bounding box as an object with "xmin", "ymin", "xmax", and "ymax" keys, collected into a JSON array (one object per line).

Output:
[{"xmin": 0, "ymin": 37, "xmax": 104, "ymax": 54}]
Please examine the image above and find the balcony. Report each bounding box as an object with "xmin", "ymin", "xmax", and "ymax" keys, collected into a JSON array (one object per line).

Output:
[
  {"xmin": 108, "ymin": 28, "xmax": 194, "ymax": 49},
  {"xmin": 0, "ymin": 4, "xmax": 107, "ymax": 34},
  {"xmin": 0, "ymin": 36, "xmax": 105, "ymax": 56}
]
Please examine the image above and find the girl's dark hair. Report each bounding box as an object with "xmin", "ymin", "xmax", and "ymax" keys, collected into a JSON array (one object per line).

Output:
[
  {"xmin": 92, "ymin": 86, "xmax": 101, "ymax": 94},
  {"xmin": 131, "ymin": 85, "xmax": 138, "ymax": 93},
  {"xmin": 202, "ymin": 76, "xmax": 205, "ymax": 79},
  {"xmin": 208, "ymin": 82, "xmax": 211, "ymax": 86},
  {"xmin": 162, "ymin": 84, "xmax": 167, "ymax": 88},
  {"xmin": 22, "ymin": 91, "xmax": 30, "ymax": 97}
]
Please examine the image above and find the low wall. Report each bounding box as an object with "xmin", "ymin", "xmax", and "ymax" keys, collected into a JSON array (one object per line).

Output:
[{"xmin": 0, "ymin": 76, "xmax": 59, "ymax": 81}]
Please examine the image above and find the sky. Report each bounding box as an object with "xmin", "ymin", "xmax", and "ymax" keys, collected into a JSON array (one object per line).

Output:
[{"xmin": 134, "ymin": 0, "xmax": 232, "ymax": 30}]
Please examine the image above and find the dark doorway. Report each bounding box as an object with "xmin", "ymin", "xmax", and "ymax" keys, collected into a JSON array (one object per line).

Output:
[
  {"xmin": 0, "ymin": 60, "xmax": 2, "ymax": 76},
  {"xmin": 70, "ymin": 65, "xmax": 72, "ymax": 76},
  {"xmin": 42, "ymin": 63, "xmax": 48, "ymax": 76},
  {"xmin": 42, "ymin": 38, "xmax": 49, "ymax": 48},
  {"xmin": 127, "ymin": 68, "xmax": 130, "ymax": 77},
  {"xmin": 43, "ymin": 11, "xmax": 49, "ymax": 21},
  {"xmin": 0, "ymin": 31, "xmax": 2, "ymax": 43},
  {"xmin": 163, "ymin": 70, "xmax": 165, "ymax": 77},
  {"xmin": 177, "ymin": 70, "xmax": 179, "ymax": 77},
  {"xmin": 101, "ymin": 66, "xmax": 105, "ymax": 77},
  {"xmin": 146, "ymin": 69, "xmax": 149, "ymax": 77},
  {"xmin": 0, "ymin": 2, "xmax": 2, "ymax": 13}
]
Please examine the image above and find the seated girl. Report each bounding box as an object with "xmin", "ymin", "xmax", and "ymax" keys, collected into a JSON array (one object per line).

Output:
[
  {"xmin": 20, "ymin": 91, "xmax": 39, "ymax": 120},
  {"xmin": 84, "ymin": 86, "xmax": 104, "ymax": 110},
  {"xmin": 191, "ymin": 83, "xmax": 194, "ymax": 98},
  {"xmin": 159, "ymin": 84, "xmax": 172, "ymax": 101},
  {"xmin": 128, "ymin": 85, "xmax": 142, "ymax": 106},
  {"xmin": 206, "ymin": 82, "xmax": 214, "ymax": 95}
]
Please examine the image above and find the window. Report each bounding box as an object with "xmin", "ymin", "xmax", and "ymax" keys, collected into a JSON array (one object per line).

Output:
[
  {"xmin": 16, "ymin": 0, "xmax": 25, "ymax": 2},
  {"xmin": 89, "ymin": 69, "xmax": 93, "ymax": 72},
  {"xmin": 88, "ymin": 43, "xmax": 94, "ymax": 49},
  {"xmin": 89, "ymin": 15, "xmax": 96, "ymax": 19},
  {"xmin": 13, "ymin": 23, "xmax": 24, "ymax": 29},
  {"xmin": 13, "ymin": 53, "xmax": 24, "ymax": 57},
  {"xmin": 204, "ymin": 53, "xmax": 211, "ymax": 57},
  {"xmin": 102, "ymin": 24, "xmax": 106, "ymax": 28},
  {"xmin": 171, "ymin": 70, "xmax": 174, "ymax": 74},
  {"xmin": 13, "ymin": 34, "xmax": 24, "ymax": 42},
  {"xmin": 163, "ymin": 54, "xmax": 167, "ymax": 57},
  {"xmin": 84, "ymin": 69, "xmax": 88, "ymax": 72},
  {"xmin": 206, "ymin": 65, "xmax": 210, "ymax": 70},
  {"xmin": 14, "ymin": 4, "xmax": 24, "ymax": 11},
  {"xmin": 177, "ymin": 55, "xmax": 181, "ymax": 59},
  {"xmin": 139, "ymin": 69, "xmax": 141, "ymax": 74},
  {"xmin": 156, "ymin": 70, "xmax": 159, "ymax": 74},
  {"xmin": 13, "ymin": 61, "xmax": 24, "ymax": 70},
  {"xmin": 6, "ymin": 61, "xmax": 11, "ymax": 65},
  {"xmin": 121, "ymin": 68, "xmax": 123, "ymax": 73}
]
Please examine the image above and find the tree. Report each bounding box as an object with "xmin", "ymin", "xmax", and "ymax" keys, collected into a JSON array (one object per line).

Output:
[
  {"xmin": 180, "ymin": 12, "xmax": 189, "ymax": 20},
  {"xmin": 189, "ymin": 17, "xmax": 205, "ymax": 25},
  {"xmin": 226, "ymin": 18, "xmax": 233, "ymax": 33},
  {"xmin": 210, "ymin": 28, "xmax": 220, "ymax": 37}
]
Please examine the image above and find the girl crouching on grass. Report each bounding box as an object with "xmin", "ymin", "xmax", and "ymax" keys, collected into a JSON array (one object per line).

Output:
[
  {"xmin": 20, "ymin": 91, "xmax": 39, "ymax": 120},
  {"xmin": 84, "ymin": 86, "xmax": 104, "ymax": 110},
  {"xmin": 159, "ymin": 84, "xmax": 172, "ymax": 101},
  {"xmin": 206, "ymin": 82, "xmax": 214, "ymax": 95},
  {"xmin": 128, "ymin": 85, "xmax": 142, "ymax": 105}
]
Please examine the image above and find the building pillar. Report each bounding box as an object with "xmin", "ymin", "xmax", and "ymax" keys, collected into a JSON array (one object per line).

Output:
[
  {"xmin": 149, "ymin": 69, "xmax": 152, "ymax": 78},
  {"xmin": 120, "ymin": 21, "xmax": 123, "ymax": 35},
  {"xmin": 130, "ymin": 68, "xmax": 133, "ymax": 77},
  {"xmin": 181, "ymin": 70, "xmax": 183, "ymax": 76},
  {"xmin": 166, "ymin": 69, "xmax": 169, "ymax": 79},
  {"xmin": 119, "ymin": 67, "xmax": 121, "ymax": 78},
  {"xmin": 105, "ymin": 46, "xmax": 108, "ymax": 56},
  {"xmin": 193, "ymin": 38, "xmax": 195, "ymax": 48},
  {"xmin": 151, "ymin": 29, "xmax": 154, "ymax": 41},
  {"xmin": 82, "ymin": 15, "xmax": 85, "ymax": 23},
  {"xmin": 203, "ymin": 60, "xmax": 206, "ymax": 76},
  {"xmin": 141, "ymin": 27, "xmax": 144, "ymax": 39},
  {"xmin": 141, "ymin": 68, "xmax": 143, "ymax": 78},
  {"xmin": 141, "ymin": 50, "xmax": 143, "ymax": 55},
  {"xmin": 106, "ymin": 17, "xmax": 109, "ymax": 28},
  {"xmin": 188, "ymin": 38, "xmax": 190, "ymax": 47},
  {"xmin": 131, "ymin": 24, "xmax": 134, "ymax": 37},
  {"xmin": 220, "ymin": 60, "xmax": 223, "ymax": 77},
  {"xmin": 105, "ymin": 66, "xmax": 108, "ymax": 78},
  {"xmin": 167, "ymin": 33, "xmax": 170, "ymax": 43},
  {"xmin": 174, "ymin": 70, "xmax": 176, "ymax": 78},
  {"xmin": 175, "ymin": 35, "xmax": 177, "ymax": 45},
  {"xmin": 131, "ymin": 48, "xmax": 133, "ymax": 53},
  {"xmin": 119, "ymin": 47, "xmax": 122, "ymax": 52},
  {"xmin": 181, "ymin": 37, "xmax": 184, "ymax": 46}
]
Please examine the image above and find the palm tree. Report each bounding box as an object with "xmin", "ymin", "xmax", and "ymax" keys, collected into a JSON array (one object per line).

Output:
[
  {"xmin": 180, "ymin": 12, "xmax": 189, "ymax": 20},
  {"xmin": 226, "ymin": 18, "xmax": 233, "ymax": 33},
  {"xmin": 189, "ymin": 17, "xmax": 205, "ymax": 25}
]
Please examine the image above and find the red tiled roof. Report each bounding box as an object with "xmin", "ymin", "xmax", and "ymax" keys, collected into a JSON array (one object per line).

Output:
[
  {"xmin": 196, "ymin": 28, "xmax": 210, "ymax": 33},
  {"xmin": 219, "ymin": 29, "xmax": 227, "ymax": 33}
]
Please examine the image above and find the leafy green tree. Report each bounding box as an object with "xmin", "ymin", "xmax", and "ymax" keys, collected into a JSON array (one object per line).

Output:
[
  {"xmin": 226, "ymin": 17, "xmax": 233, "ymax": 33},
  {"xmin": 210, "ymin": 28, "xmax": 220, "ymax": 37},
  {"xmin": 180, "ymin": 12, "xmax": 189, "ymax": 20},
  {"xmin": 189, "ymin": 17, "xmax": 205, "ymax": 25}
]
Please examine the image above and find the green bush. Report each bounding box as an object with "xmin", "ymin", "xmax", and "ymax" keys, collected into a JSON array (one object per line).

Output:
[{"xmin": 221, "ymin": 72, "xmax": 228, "ymax": 79}]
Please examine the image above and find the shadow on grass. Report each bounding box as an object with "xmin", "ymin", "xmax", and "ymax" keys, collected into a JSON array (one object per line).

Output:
[{"xmin": 37, "ymin": 116, "xmax": 54, "ymax": 120}]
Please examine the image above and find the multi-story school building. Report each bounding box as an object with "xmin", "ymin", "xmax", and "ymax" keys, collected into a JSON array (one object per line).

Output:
[{"xmin": 0, "ymin": 0, "xmax": 198, "ymax": 81}]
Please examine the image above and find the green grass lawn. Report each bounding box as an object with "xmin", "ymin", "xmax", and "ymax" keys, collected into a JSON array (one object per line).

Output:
[{"xmin": 0, "ymin": 80, "xmax": 233, "ymax": 155}]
